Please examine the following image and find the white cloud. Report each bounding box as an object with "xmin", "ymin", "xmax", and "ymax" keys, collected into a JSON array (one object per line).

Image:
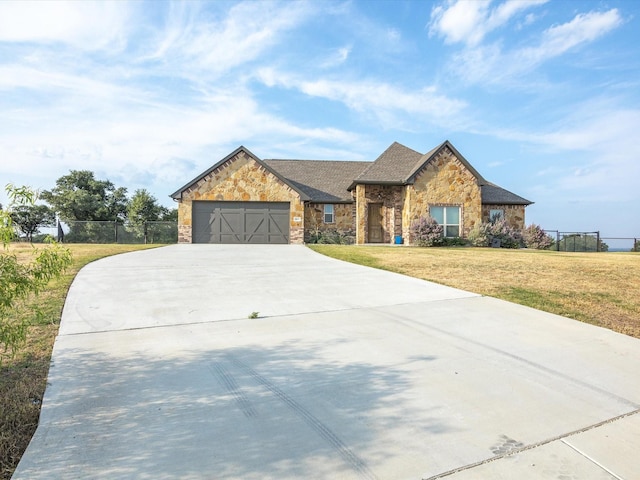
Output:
[
  {"xmin": 256, "ymin": 68, "xmax": 467, "ymax": 129},
  {"xmin": 144, "ymin": 1, "xmax": 316, "ymax": 79},
  {"xmin": 450, "ymin": 8, "xmax": 623, "ymax": 85},
  {"xmin": 429, "ymin": 0, "xmax": 548, "ymax": 46},
  {"xmin": 491, "ymin": 101, "xmax": 640, "ymax": 204},
  {"xmin": 520, "ymin": 9, "xmax": 622, "ymax": 65},
  {"xmin": 0, "ymin": 1, "xmax": 131, "ymax": 51},
  {"xmin": 319, "ymin": 46, "xmax": 352, "ymax": 68}
]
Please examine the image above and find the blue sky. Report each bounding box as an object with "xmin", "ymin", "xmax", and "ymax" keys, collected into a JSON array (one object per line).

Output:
[{"xmin": 1, "ymin": 0, "xmax": 638, "ymax": 240}]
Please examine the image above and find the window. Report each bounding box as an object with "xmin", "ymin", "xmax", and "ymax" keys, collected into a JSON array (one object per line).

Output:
[
  {"xmin": 489, "ymin": 209, "xmax": 504, "ymax": 222},
  {"xmin": 323, "ymin": 204, "xmax": 334, "ymax": 223},
  {"xmin": 430, "ymin": 206, "xmax": 460, "ymax": 237}
]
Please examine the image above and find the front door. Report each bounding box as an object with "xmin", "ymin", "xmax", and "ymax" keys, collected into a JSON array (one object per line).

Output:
[{"xmin": 367, "ymin": 203, "xmax": 384, "ymax": 243}]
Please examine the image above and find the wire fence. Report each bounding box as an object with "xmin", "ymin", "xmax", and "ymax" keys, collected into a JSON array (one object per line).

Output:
[
  {"xmin": 544, "ymin": 231, "xmax": 639, "ymax": 252},
  {"xmin": 56, "ymin": 221, "xmax": 178, "ymax": 244}
]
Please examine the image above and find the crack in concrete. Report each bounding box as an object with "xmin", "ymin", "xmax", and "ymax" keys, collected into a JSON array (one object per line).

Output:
[{"xmin": 423, "ymin": 409, "xmax": 640, "ymax": 480}]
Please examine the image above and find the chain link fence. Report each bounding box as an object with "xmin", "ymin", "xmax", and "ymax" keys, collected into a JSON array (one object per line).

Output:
[
  {"xmin": 543, "ymin": 231, "xmax": 639, "ymax": 252},
  {"xmin": 57, "ymin": 221, "xmax": 177, "ymax": 244}
]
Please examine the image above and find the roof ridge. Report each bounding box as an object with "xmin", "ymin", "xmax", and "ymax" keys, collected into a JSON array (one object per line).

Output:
[{"xmin": 354, "ymin": 141, "xmax": 422, "ymax": 182}]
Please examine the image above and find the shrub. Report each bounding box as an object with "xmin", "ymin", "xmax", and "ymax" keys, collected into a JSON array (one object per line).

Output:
[
  {"xmin": 489, "ymin": 218, "xmax": 522, "ymax": 248},
  {"xmin": 442, "ymin": 236, "xmax": 468, "ymax": 247},
  {"xmin": 410, "ymin": 216, "xmax": 444, "ymax": 247},
  {"xmin": 523, "ymin": 224, "xmax": 554, "ymax": 250},
  {"xmin": 469, "ymin": 218, "xmax": 522, "ymax": 249},
  {"xmin": 308, "ymin": 230, "xmax": 352, "ymax": 245},
  {"xmin": 468, "ymin": 222, "xmax": 491, "ymax": 247}
]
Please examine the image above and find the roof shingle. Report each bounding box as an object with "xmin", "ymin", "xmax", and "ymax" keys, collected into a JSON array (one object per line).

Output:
[
  {"xmin": 353, "ymin": 142, "xmax": 423, "ymax": 184},
  {"xmin": 481, "ymin": 183, "xmax": 532, "ymax": 205},
  {"xmin": 263, "ymin": 159, "xmax": 369, "ymax": 202}
]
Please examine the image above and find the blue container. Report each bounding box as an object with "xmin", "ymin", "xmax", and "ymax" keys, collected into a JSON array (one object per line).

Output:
[{"xmin": 394, "ymin": 235, "xmax": 403, "ymax": 245}]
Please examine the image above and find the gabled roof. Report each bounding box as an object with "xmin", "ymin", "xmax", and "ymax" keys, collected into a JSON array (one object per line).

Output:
[
  {"xmin": 171, "ymin": 141, "xmax": 532, "ymax": 206},
  {"xmin": 348, "ymin": 140, "xmax": 488, "ymax": 190},
  {"xmin": 170, "ymin": 146, "xmax": 311, "ymax": 201},
  {"xmin": 481, "ymin": 183, "xmax": 533, "ymax": 205},
  {"xmin": 263, "ymin": 159, "xmax": 368, "ymax": 203},
  {"xmin": 352, "ymin": 142, "xmax": 423, "ymax": 184}
]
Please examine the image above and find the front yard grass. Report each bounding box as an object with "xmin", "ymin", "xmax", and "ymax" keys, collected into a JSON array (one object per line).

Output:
[
  {"xmin": 308, "ymin": 245, "xmax": 640, "ymax": 339},
  {"xmin": 0, "ymin": 243, "xmax": 161, "ymax": 479}
]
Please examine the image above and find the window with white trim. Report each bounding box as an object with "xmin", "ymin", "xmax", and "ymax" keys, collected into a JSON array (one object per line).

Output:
[
  {"xmin": 323, "ymin": 204, "xmax": 334, "ymax": 223},
  {"xmin": 430, "ymin": 206, "xmax": 460, "ymax": 237}
]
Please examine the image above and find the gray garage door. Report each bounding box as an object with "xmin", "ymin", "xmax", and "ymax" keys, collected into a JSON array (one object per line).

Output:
[{"xmin": 192, "ymin": 201, "xmax": 290, "ymax": 244}]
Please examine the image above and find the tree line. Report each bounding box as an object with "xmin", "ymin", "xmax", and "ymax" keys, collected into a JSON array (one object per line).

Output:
[{"xmin": 5, "ymin": 170, "xmax": 177, "ymax": 241}]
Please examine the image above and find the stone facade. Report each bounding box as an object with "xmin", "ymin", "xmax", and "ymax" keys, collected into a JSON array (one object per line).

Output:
[
  {"xmin": 355, "ymin": 185, "xmax": 404, "ymax": 244},
  {"xmin": 176, "ymin": 150, "xmax": 305, "ymax": 243},
  {"xmin": 354, "ymin": 147, "xmax": 484, "ymax": 245},
  {"xmin": 173, "ymin": 143, "xmax": 530, "ymax": 245},
  {"xmin": 305, "ymin": 203, "xmax": 356, "ymax": 242},
  {"xmin": 404, "ymin": 146, "xmax": 482, "ymax": 243},
  {"xmin": 482, "ymin": 204, "xmax": 526, "ymax": 230}
]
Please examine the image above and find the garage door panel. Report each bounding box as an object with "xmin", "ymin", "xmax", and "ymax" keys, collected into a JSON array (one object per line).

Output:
[{"xmin": 193, "ymin": 201, "xmax": 290, "ymax": 244}]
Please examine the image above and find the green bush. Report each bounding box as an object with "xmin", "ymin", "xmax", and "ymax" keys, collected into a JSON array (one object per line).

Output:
[
  {"xmin": 1, "ymin": 185, "xmax": 73, "ymax": 356},
  {"xmin": 308, "ymin": 230, "xmax": 353, "ymax": 245}
]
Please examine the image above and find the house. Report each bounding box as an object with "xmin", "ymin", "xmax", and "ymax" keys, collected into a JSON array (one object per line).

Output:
[{"xmin": 170, "ymin": 140, "xmax": 532, "ymax": 245}]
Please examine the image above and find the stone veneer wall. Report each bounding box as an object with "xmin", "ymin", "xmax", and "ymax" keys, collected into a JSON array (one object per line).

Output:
[
  {"xmin": 355, "ymin": 185, "xmax": 404, "ymax": 244},
  {"xmin": 176, "ymin": 151, "xmax": 305, "ymax": 243},
  {"xmin": 403, "ymin": 146, "xmax": 482, "ymax": 243},
  {"xmin": 482, "ymin": 204, "xmax": 526, "ymax": 230},
  {"xmin": 304, "ymin": 203, "xmax": 356, "ymax": 242}
]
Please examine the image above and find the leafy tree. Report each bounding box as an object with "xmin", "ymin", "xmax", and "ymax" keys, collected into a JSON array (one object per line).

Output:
[
  {"xmin": 10, "ymin": 204, "xmax": 56, "ymax": 242},
  {"xmin": 41, "ymin": 170, "xmax": 128, "ymax": 222},
  {"xmin": 125, "ymin": 190, "xmax": 178, "ymax": 243},
  {"xmin": 160, "ymin": 207, "xmax": 178, "ymax": 222},
  {"xmin": 1, "ymin": 185, "xmax": 72, "ymax": 356},
  {"xmin": 127, "ymin": 189, "xmax": 164, "ymax": 224}
]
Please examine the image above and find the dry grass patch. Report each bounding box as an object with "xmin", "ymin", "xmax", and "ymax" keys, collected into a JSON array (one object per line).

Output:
[
  {"xmin": 309, "ymin": 245, "xmax": 640, "ymax": 338},
  {"xmin": 1, "ymin": 243, "xmax": 161, "ymax": 479}
]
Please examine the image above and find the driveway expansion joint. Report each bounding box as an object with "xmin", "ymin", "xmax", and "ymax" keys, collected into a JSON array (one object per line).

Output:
[{"xmin": 423, "ymin": 409, "xmax": 640, "ymax": 480}]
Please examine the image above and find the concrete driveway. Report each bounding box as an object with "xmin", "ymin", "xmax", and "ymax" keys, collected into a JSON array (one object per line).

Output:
[{"xmin": 13, "ymin": 245, "xmax": 640, "ymax": 479}]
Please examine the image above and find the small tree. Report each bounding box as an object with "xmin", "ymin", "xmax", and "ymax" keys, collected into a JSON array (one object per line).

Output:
[
  {"xmin": 410, "ymin": 216, "xmax": 444, "ymax": 246},
  {"xmin": 522, "ymin": 224, "xmax": 554, "ymax": 250},
  {"xmin": 10, "ymin": 204, "xmax": 56, "ymax": 242},
  {"xmin": 1, "ymin": 185, "xmax": 72, "ymax": 356}
]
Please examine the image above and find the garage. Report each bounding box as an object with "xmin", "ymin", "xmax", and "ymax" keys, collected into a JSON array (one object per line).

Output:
[{"xmin": 192, "ymin": 201, "xmax": 290, "ymax": 244}]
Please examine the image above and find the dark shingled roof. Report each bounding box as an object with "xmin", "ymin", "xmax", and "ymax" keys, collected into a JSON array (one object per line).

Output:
[
  {"xmin": 353, "ymin": 142, "xmax": 423, "ymax": 184},
  {"xmin": 264, "ymin": 159, "xmax": 369, "ymax": 202},
  {"xmin": 171, "ymin": 142, "xmax": 532, "ymax": 207},
  {"xmin": 482, "ymin": 183, "xmax": 532, "ymax": 205}
]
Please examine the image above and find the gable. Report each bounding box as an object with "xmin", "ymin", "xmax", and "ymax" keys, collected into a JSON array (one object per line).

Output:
[
  {"xmin": 170, "ymin": 146, "xmax": 309, "ymax": 201},
  {"xmin": 406, "ymin": 141, "xmax": 487, "ymax": 186},
  {"xmin": 352, "ymin": 142, "xmax": 422, "ymax": 185}
]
